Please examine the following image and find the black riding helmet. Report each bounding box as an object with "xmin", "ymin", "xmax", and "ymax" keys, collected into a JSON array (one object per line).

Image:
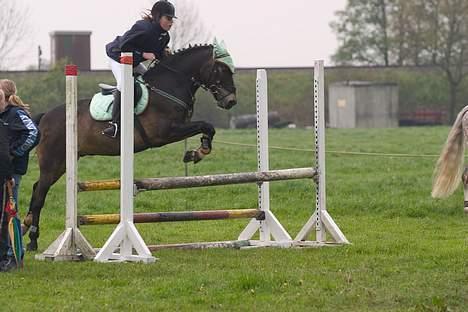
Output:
[{"xmin": 151, "ymin": 1, "xmax": 176, "ymax": 20}]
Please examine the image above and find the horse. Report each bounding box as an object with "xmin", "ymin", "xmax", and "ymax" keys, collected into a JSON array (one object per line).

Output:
[
  {"xmin": 431, "ymin": 105, "xmax": 468, "ymax": 213},
  {"xmin": 24, "ymin": 44, "xmax": 237, "ymax": 251}
]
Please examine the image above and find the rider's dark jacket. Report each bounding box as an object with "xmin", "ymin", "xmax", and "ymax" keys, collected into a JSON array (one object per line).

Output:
[
  {"xmin": 0, "ymin": 105, "xmax": 39, "ymax": 175},
  {"xmin": 106, "ymin": 19, "xmax": 170, "ymax": 67}
]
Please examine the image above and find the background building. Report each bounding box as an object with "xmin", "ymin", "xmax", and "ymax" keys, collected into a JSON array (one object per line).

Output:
[
  {"xmin": 328, "ymin": 81, "xmax": 399, "ymax": 128},
  {"xmin": 50, "ymin": 31, "xmax": 92, "ymax": 70}
]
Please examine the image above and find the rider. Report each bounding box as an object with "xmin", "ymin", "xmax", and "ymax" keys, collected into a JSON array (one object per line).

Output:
[{"xmin": 102, "ymin": 0, "xmax": 176, "ymax": 138}]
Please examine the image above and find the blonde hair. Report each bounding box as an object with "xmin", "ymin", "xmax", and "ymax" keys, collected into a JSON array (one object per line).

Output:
[
  {"xmin": 0, "ymin": 79, "xmax": 31, "ymax": 116},
  {"xmin": 0, "ymin": 89, "xmax": 5, "ymax": 104}
]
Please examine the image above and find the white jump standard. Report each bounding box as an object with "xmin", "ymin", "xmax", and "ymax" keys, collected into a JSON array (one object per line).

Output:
[
  {"xmin": 37, "ymin": 65, "xmax": 95, "ymax": 261},
  {"xmin": 94, "ymin": 53, "xmax": 155, "ymax": 263}
]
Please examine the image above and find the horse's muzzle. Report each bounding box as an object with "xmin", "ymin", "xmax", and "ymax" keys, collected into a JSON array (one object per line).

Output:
[{"xmin": 217, "ymin": 93, "xmax": 237, "ymax": 110}]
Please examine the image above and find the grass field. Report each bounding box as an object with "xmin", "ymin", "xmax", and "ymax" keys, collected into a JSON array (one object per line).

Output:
[{"xmin": 1, "ymin": 127, "xmax": 466, "ymax": 311}]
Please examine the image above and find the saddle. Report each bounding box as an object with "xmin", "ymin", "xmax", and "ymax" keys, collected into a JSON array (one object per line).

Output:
[{"xmin": 89, "ymin": 80, "xmax": 149, "ymax": 121}]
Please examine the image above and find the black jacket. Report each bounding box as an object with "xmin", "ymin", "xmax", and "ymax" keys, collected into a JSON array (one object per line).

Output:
[
  {"xmin": 0, "ymin": 106, "xmax": 40, "ymax": 175},
  {"xmin": 106, "ymin": 19, "xmax": 170, "ymax": 67},
  {"xmin": 0, "ymin": 119, "xmax": 12, "ymax": 178}
]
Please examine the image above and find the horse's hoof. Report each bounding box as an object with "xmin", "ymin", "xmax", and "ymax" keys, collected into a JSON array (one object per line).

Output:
[
  {"xmin": 183, "ymin": 150, "xmax": 204, "ymax": 164},
  {"xmin": 26, "ymin": 241, "xmax": 38, "ymax": 252},
  {"xmin": 193, "ymin": 151, "xmax": 203, "ymax": 164},
  {"xmin": 183, "ymin": 150, "xmax": 195, "ymax": 163},
  {"xmin": 464, "ymin": 207, "xmax": 468, "ymax": 214}
]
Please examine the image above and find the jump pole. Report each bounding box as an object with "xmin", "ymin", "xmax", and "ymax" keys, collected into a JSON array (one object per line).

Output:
[
  {"xmin": 78, "ymin": 167, "xmax": 316, "ymax": 192},
  {"xmin": 94, "ymin": 53, "xmax": 155, "ymax": 263},
  {"xmin": 36, "ymin": 65, "xmax": 95, "ymax": 261}
]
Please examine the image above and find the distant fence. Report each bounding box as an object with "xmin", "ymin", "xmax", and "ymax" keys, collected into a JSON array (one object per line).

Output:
[{"xmin": 399, "ymin": 108, "xmax": 447, "ymax": 126}]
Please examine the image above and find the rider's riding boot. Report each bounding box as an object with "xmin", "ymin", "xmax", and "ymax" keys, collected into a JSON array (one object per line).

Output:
[{"xmin": 102, "ymin": 90, "xmax": 121, "ymax": 138}]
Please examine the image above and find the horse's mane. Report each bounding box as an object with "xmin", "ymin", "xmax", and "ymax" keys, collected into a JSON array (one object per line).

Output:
[
  {"xmin": 144, "ymin": 44, "xmax": 213, "ymax": 79},
  {"xmin": 167, "ymin": 44, "xmax": 213, "ymax": 60}
]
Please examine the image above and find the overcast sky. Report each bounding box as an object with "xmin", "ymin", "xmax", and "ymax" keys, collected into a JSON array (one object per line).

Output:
[{"xmin": 18, "ymin": 0, "xmax": 347, "ymax": 70}]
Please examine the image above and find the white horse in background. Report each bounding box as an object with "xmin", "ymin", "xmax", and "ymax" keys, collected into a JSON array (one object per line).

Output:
[{"xmin": 432, "ymin": 105, "xmax": 468, "ymax": 213}]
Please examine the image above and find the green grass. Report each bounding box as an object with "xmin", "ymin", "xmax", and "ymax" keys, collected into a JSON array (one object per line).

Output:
[{"xmin": 1, "ymin": 127, "xmax": 467, "ymax": 311}]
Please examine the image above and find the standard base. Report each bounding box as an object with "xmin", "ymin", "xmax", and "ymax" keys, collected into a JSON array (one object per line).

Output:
[
  {"xmin": 36, "ymin": 228, "xmax": 95, "ymax": 261},
  {"xmin": 295, "ymin": 210, "xmax": 350, "ymax": 244},
  {"xmin": 94, "ymin": 221, "xmax": 155, "ymax": 263}
]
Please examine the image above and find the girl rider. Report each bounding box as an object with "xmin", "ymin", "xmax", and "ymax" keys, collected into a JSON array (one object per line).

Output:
[{"xmin": 102, "ymin": 0, "xmax": 176, "ymax": 138}]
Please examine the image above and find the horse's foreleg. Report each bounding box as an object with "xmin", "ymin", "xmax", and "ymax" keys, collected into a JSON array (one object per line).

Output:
[
  {"xmin": 168, "ymin": 121, "xmax": 215, "ymax": 164},
  {"xmin": 183, "ymin": 133, "xmax": 213, "ymax": 164}
]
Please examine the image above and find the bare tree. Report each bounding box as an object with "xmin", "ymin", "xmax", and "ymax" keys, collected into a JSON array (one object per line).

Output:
[
  {"xmin": 331, "ymin": 0, "xmax": 395, "ymax": 66},
  {"xmin": 161, "ymin": 0, "xmax": 212, "ymax": 51},
  {"xmin": 0, "ymin": 0, "xmax": 30, "ymax": 69}
]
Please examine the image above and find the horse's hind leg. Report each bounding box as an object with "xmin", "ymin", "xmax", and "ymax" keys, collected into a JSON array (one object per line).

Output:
[{"xmin": 25, "ymin": 166, "xmax": 65, "ymax": 251}]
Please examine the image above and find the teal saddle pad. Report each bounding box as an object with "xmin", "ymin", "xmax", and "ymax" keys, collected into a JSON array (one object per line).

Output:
[{"xmin": 90, "ymin": 81, "xmax": 149, "ymax": 121}]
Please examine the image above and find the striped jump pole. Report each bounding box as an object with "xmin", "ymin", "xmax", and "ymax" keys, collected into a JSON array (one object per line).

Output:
[
  {"xmin": 37, "ymin": 65, "xmax": 96, "ymax": 261},
  {"xmin": 79, "ymin": 209, "xmax": 265, "ymax": 225},
  {"xmin": 94, "ymin": 53, "xmax": 155, "ymax": 263}
]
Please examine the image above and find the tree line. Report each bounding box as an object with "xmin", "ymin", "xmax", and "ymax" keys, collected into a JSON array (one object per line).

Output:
[{"xmin": 331, "ymin": 0, "xmax": 468, "ymax": 122}]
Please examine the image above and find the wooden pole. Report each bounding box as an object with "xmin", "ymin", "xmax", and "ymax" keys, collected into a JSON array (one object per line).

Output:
[{"xmin": 78, "ymin": 167, "xmax": 316, "ymax": 192}]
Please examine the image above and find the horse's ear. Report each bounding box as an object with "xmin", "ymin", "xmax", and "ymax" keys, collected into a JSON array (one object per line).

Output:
[{"xmin": 213, "ymin": 39, "xmax": 235, "ymax": 74}]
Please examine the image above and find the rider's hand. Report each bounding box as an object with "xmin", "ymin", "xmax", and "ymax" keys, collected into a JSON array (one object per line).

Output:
[{"xmin": 143, "ymin": 52, "xmax": 156, "ymax": 60}]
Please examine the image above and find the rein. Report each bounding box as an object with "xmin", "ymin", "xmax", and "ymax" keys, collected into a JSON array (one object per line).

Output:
[
  {"xmin": 135, "ymin": 76, "xmax": 193, "ymax": 117},
  {"xmin": 144, "ymin": 57, "xmax": 232, "ymax": 105}
]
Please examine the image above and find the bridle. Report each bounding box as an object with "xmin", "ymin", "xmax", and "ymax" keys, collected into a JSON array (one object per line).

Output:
[{"xmin": 143, "ymin": 57, "xmax": 234, "ymax": 104}]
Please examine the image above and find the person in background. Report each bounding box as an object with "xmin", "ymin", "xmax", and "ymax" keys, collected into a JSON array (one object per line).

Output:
[
  {"xmin": 102, "ymin": 0, "xmax": 176, "ymax": 138},
  {"xmin": 0, "ymin": 79, "xmax": 39, "ymax": 219},
  {"xmin": 0, "ymin": 89, "xmax": 17, "ymax": 272}
]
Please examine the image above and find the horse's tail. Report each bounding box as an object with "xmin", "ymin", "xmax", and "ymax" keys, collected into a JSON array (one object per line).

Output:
[
  {"xmin": 432, "ymin": 106, "xmax": 468, "ymax": 198},
  {"xmin": 33, "ymin": 112, "xmax": 45, "ymax": 126}
]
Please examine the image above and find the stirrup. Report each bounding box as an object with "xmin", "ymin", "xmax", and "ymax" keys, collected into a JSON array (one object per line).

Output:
[{"xmin": 102, "ymin": 122, "xmax": 119, "ymax": 138}]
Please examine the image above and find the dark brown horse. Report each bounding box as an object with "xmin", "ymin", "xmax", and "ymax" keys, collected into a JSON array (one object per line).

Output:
[{"xmin": 24, "ymin": 44, "xmax": 237, "ymax": 251}]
